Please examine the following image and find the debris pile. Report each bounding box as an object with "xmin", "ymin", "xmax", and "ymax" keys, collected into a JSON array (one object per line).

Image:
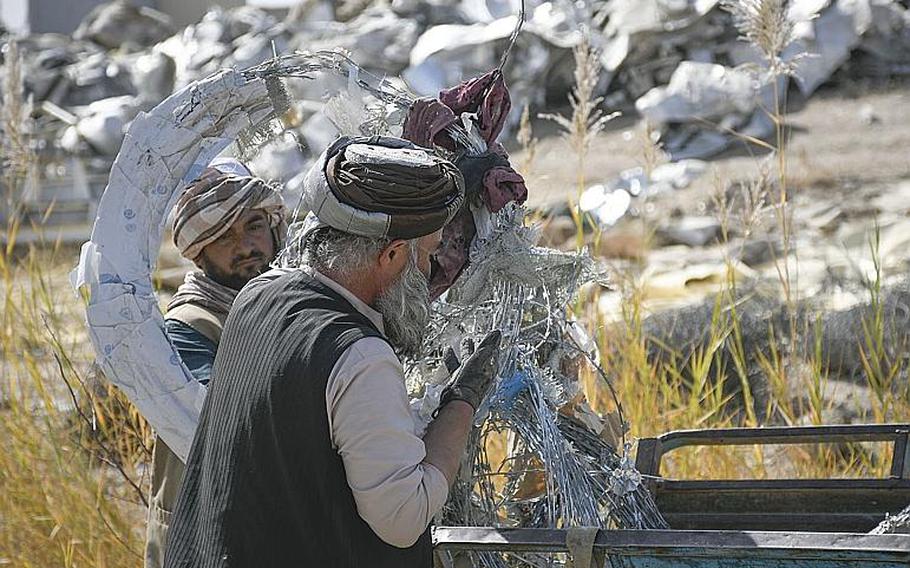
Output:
[{"xmin": 3, "ymin": 0, "xmax": 909, "ymax": 219}]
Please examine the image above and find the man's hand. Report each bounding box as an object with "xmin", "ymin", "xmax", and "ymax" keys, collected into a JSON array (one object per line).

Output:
[
  {"xmin": 423, "ymin": 330, "xmax": 502, "ymax": 486},
  {"xmin": 439, "ymin": 330, "xmax": 502, "ymax": 413}
]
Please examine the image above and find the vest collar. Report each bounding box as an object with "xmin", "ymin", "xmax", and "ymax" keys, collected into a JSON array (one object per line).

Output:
[{"xmin": 304, "ymin": 267, "xmax": 385, "ymax": 335}]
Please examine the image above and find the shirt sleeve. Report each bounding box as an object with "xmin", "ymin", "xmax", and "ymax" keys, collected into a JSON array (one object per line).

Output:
[
  {"xmin": 326, "ymin": 337, "xmax": 449, "ymax": 548},
  {"xmin": 164, "ymin": 319, "xmax": 217, "ymax": 386}
]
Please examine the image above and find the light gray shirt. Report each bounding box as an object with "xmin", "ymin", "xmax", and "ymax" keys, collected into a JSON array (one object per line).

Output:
[{"xmin": 307, "ymin": 268, "xmax": 449, "ymax": 548}]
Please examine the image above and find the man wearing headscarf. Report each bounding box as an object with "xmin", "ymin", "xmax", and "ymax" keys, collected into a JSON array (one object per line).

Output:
[
  {"xmin": 164, "ymin": 136, "xmax": 502, "ymax": 568},
  {"xmin": 145, "ymin": 157, "xmax": 286, "ymax": 568}
]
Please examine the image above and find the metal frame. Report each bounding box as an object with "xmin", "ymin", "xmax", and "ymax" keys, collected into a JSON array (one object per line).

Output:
[
  {"xmin": 634, "ymin": 423, "xmax": 910, "ymax": 532},
  {"xmin": 430, "ymin": 425, "xmax": 910, "ymax": 565},
  {"xmin": 635, "ymin": 423, "xmax": 910, "ymax": 479},
  {"xmin": 433, "ymin": 527, "xmax": 910, "ymax": 566}
]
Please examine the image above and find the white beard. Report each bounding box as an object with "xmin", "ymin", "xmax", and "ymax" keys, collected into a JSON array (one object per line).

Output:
[{"xmin": 374, "ymin": 246, "xmax": 430, "ymax": 359}]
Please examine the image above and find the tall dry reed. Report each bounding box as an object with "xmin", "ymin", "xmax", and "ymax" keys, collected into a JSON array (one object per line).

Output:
[
  {"xmin": 572, "ymin": 0, "xmax": 910, "ymax": 482},
  {"xmin": 1, "ymin": 38, "xmax": 149, "ymax": 567},
  {"xmin": 541, "ymin": 32, "xmax": 618, "ymax": 249}
]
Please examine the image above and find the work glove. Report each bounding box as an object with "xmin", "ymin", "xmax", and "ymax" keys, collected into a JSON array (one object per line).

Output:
[{"xmin": 437, "ymin": 330, "xmax": 503, "ymax": 414}]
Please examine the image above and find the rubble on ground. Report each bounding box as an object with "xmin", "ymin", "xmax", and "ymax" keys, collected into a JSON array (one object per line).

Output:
[
  {"xmin": 577, "ymin": 159, "xmax": 707, "ymax": 228},
  {"xmin": 2, "ymin": 0, "xmax": 908, "ymax": 229}
]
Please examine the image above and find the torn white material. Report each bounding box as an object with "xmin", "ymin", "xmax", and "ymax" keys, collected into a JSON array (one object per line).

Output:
[
  {"xmin": 635, "ymin": 61, "xmax": 755, "ymax": 124},
  {"xmin": 793, "ymin": 0, "xmax": 873, "ymax": 95},
  {"xmin": 579, "ymin": 186, "xmax": 632, "ymax": 227},
  {"xmin": 71, "ymin": 69, "xmax": 273, "ymax": 461}
]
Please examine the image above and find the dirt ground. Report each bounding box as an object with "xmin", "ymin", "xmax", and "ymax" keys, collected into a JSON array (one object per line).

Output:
[
  {"xmin": 518, "ymin": 81, "xmax": 910, "ymax": 212},
  {"xmin": 506, "ymin": 79, "xmax": 910, "ymax": 328}
]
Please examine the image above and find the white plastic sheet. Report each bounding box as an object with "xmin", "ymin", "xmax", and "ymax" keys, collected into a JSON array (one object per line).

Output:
[
  {"xmin": 635, "ymin": 61, "xmax": 755, "ymax": 124},
  {"xmin": 71, "ymin": 69, "xmax": 273, "ymax": 461}
]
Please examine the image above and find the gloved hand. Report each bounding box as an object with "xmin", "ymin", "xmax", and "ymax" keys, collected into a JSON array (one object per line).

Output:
[{"xmin": 438, "ymin": 330, "xmax": 502, "ymax": 413}]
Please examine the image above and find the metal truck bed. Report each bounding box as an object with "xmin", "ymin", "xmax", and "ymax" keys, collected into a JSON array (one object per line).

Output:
[
  {"xmin": 433, "ymin": 424, "xmax": 910, "ymax": 566},
  {"xmin": 635, "ymin": 423, "xmax": 910, "ymax": 532},
  {"xmin": 433, "ymin": 526, "xmax": 910, "ymax": 567}
]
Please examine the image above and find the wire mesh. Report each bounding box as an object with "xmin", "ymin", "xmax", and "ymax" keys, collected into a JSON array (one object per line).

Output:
[{"xmin": 243, "ymin": 47, "xmax": 667, "ymax": 567}]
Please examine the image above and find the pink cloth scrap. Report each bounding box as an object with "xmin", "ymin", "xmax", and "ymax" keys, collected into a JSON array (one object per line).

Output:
[
  {"xmin": 438, "ymin": 70, "xmax": 511, "ymax": 145},
  {"xmin": 401, "ymin": 98, "xmax": 458, "ymax": 149},
  {"xmin": 482, "ymin": 166, "xmax": 527, "ymax": 213}
]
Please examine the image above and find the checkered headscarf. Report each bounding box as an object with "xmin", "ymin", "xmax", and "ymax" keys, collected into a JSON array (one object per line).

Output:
[{"xmin": 172, "ymin": 159, "xmax": 287, "ymax": 262}]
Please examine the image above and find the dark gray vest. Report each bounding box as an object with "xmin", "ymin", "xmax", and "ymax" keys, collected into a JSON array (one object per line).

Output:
[{"xmin": 164, "ymin": 270, "xmax": 433, "ymax": 567}]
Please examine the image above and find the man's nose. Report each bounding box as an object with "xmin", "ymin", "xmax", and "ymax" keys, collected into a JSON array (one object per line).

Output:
[{"xmin": 234, "ymin": 232, "xmax": 258, "ymax": 255}]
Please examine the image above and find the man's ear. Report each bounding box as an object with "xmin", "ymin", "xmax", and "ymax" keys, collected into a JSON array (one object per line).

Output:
[{"xmin": 378, "ymin": 239, "xmax": 410, "ymax": 271}]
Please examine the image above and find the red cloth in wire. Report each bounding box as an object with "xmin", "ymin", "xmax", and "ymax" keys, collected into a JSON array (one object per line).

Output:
[
  {"xmin": 403, "ymin": 70, "xmax": 523, "ymax": 297},
  {"xmin": 401, "ymin": 98, "xmax": 458, "ymax": 150},
  {"xmin": 438, "ymin": 70, "xmax": 511, "ymax": 145}
]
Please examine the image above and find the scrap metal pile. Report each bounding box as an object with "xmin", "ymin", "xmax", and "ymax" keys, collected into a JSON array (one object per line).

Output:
[{"xmin": 3, "ymin": 0, "xmax": 910, "ymax": 201}]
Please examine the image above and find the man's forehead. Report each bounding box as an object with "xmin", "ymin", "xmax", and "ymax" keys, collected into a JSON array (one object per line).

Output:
[{"xmin": 242, "ymin": 209, "xmax": 267, "ymax": 220}]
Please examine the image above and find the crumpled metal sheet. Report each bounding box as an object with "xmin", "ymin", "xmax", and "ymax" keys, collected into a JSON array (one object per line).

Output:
[
  {"xmin": 598, "ymin": 0, "xmax": 727, "ymax": 93},
  {"xmin": 15, "ymin": 0, "xmax": 908, "ymax": 196},
  {"xmin": 635, "ymin": 61, "xmax": 754, "ymax": 123},
  {"xmin": 793, "ymin": 0, "xmax": 873, "ymax": 95},
  {"xmin": 403, "ymin": 11, "xmax": 566, "ymax": 132},
  {"xmin": 291, "ymin": 9, "xmax": 421, "ymax": 76},
  {"xmin": 70, "ymin": 70, "xmax": 273, "ymax": 461},
  {"xmin": 859, "ymin": 0, "xmax": 910, "ymax": 68},
  {"xmin": 73, "ymin": 1, "xmax": 175, "ymax": 50},
  {"xmin": 405, "ymin": 16, "xmax": 519, "ymax": 95}
]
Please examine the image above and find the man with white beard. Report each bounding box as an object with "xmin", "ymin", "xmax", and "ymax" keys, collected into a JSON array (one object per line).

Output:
[{"xmin": 164, "ymin": 136, "xmax": 502, "ymax": 568}]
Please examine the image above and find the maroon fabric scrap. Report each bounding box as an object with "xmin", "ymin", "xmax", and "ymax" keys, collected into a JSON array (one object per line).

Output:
[
  {"xmin": 401, "ymin": 98, "xmax": 458, "ymax": 150},
  {"xmin": 482, "ymin": 166, "xmax": 527, "ymax": 213},
  {"xmin": 402, "ymin": 70, "xmax": 522, "ymax": 297},
  {"xmin": 455, "ymin": 151, "xmax": 528, "ymax": 213},
  {"xmin": 438, "ymin": 70, "xmax": 511, "ymax": 145},
  {"xmin": 429, "ymin": 207, "xmax": 476, "ymax": 300}
]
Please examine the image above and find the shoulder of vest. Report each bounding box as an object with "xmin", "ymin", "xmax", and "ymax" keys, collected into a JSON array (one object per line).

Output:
[{"xmin": 166, "ymin": 303, "xmax": 224, "ymax": 344}]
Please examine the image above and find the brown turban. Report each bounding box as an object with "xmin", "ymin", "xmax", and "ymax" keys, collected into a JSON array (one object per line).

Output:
[{"xmin": 302, "ymin": 136, "xmax": 465, "ymax": 240}]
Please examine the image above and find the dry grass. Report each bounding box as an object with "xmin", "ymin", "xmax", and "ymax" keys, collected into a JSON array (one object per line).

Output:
[
  {"xmin": 1, "ymin": 42, "xmax": 149, "ymax": 566},
  {"xmin": 1, "ymin": 40, "xmax": 35, "ymax": 192},
  {"xmin": 583, "ymin": 249, "xmax": 910, "ymax": 482},
  {"xmin": 540, "ymin": 32, "xmax": 619, "ymax": 249},
  {"xmin": 0, "ymin": 241, "xmax": 151, "ymax": 566},
  {"xmin": 516, "ymin": 104, "xmax": 538, "ymax": 179},
  {"xmin": 560, "ymin": 0, "xmax": 910, "ymax": 483}
]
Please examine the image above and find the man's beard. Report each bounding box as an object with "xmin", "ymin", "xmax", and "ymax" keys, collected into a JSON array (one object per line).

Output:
[
  {"xmin": 375, "ymin": 247, "xmax": 431, "ymax": 359},
  {"xmin": 199, "ymin": 251, "xmax": 270, "ymax": 291}
]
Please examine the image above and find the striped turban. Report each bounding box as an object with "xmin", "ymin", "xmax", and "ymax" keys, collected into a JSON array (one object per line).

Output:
[
  {"xmin": 302, "ymin": 136, "xmax": 465, "ymax": 240},
  {"xmin": 172, "ymin": 159, "xmax": 287, "ymax": 261}
]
